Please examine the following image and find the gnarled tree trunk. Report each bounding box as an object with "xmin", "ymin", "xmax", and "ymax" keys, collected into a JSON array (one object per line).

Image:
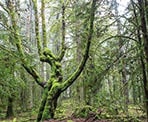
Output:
[{"xmin": 4, "ymin": 0, "xmax": 97, "ymax": 121}]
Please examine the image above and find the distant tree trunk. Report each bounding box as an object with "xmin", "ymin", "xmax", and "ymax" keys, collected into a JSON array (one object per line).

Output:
[
  {"xmin": 137, "ymin": 0, "xmax": 148, "ymax": 119},
  {"xmin": 140, "ymin": 54, "xmax": 148, "ymax": 120},
  {"xmin": 20, "ymin": 84, "xmax": 28, "ymax": 111},
  {"xmin": 131, "ymin": 0, "xmax": 148, "ymax": 119},
  {"xmin": 76, "ymin": 35, "xmax": 84, "ymax": 102},
  {"xmin": 113, "ymin": 0, "xmax": 129, "ymax": 112},
  {"xmin": 28, "ymin": 80, "xmax": 33, "ymax": 109},
  {"xmin": 83, "ymin": 58, "xmax": 95, "ymax": 105},
  {"xmin": 6, "ymin": 97, "xmax": 14, "ymax": 118},
  {"xmin": 132, "ymin": 81, "xmax": 136, "ymax": 104},
  {"xmin": 107, "ymin": 75, "xmax": 113, "ymax": 98}
]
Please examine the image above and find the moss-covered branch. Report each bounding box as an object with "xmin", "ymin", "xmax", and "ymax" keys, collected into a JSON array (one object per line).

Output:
[
  {"xmin": 7, "ymin": 0, "xmax": 45, "ymax": 88},
  {"xmin": 58, "ymin": 4, "xmax": 66, "ymax": 61},
  {"xmin": 61, "ymin": 0, "xmax": 97, "ymax": 91},
  {"xmin": 40, "ymin": 48, "xmax": 58, "ymax": 65},
  {"xmin": 8, "ymin": 1, "xmax": 24, "ymax": 58},
  {"xmin": 41, "ymin": 0, "xmax": 47, "ymax": 48},
  {"xmin": 32, "ymin": 0, "xmax": 42, "ymax": 56},
  {"xmin": 22, "ymin": 64, "xmax": 45, "ymax": 87}
]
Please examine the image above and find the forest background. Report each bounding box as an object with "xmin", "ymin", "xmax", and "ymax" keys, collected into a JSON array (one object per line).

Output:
[{"xmin": 0, "ymin": 0, "xmax": 148, "ymax": 121}]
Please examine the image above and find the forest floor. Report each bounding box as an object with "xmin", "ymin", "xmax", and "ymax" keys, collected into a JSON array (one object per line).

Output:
[
  {"xmin": 0, "ymin": 117, "xmax": 147, "ymax": 122},
  {"xmin": 0, "ymin": 100, "xmax": 147, "ymax": 122},
  {"xmin": 41, "ymin": 117, "xmax": 147, "ymax": 122},
  {"xmin": 0, "ymin": 110, "xmax": 147, "ymax": 122},
  {"xmin": 43, "ymin": 117, "xmax": 111, "ymax": 122},
  {"xmin": 0, "ymin": 112, "xmax": 147, "ymax": 122}
]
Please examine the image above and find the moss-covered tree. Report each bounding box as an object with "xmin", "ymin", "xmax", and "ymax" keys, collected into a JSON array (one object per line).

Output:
[{"xmin": 0, "ymin": 0, "xmax": 97, "ymax": 121}]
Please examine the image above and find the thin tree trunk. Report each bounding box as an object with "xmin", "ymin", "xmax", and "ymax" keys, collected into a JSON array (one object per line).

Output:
[
  {"xmin": 140, "ymin": 57, "xmax": 148, "ymax": 120},
  {"xmin": 29, "ymin": 81, "xmax": 33, "ymax": 109},
  {"xmin": 138, "ymin": 0, "xmax": 148, "ymax": 119},
  {"xmin": 6, "ymin": 97, "xmax": 14, "ymax": 118},
  {"xmin": 76, "ymin": 38, "xmax": 84, "ymax": 102}
]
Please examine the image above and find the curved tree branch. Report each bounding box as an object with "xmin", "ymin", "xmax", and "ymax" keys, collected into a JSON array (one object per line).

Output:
[
  {"xmin": 61, "ymin": 0, "xmax": 97, "ymax": 91},
  {"xmin": 7, "ymin": 0, "xmax": 44, "ymax": 88},
  {"xmin": 22, "ymin": 64, "xmax": 45, "ymax": 87}
]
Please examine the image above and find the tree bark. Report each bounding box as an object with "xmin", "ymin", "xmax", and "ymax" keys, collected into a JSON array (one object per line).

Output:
[
  {"xmin": 37, "ymin": 88, "xmax": 48, "ymax": 122},
  {"xmin": 42, "ymin": 86, "xmax": 61, "ymax": 120},
  {"xmin": 138, "ymin": 0, "xmax": 148, "ymax": 119}
]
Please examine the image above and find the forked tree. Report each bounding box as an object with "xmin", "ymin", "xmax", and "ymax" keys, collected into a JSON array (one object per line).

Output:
[{"xmin": 0, "ymin": 0, "xmax": 97, "ymax": 121}]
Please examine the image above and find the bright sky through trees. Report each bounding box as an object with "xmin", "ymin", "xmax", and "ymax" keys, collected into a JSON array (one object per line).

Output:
[{"xmin": 117, "ymin": 0, "xmax": 130, "ymax": 14}]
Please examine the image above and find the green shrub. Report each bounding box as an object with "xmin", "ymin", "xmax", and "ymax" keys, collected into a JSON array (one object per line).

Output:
[{"xmin": 72, "ymin": 105, "xmax": 94, "ymax": 118}]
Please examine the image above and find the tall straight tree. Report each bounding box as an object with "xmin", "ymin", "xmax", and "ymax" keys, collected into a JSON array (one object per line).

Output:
[
  {"xmin": 137, "ymin": 0, "xmax": 148, "ymax": 119},
  {"xmin": 0, "ymin": 0, "xmax": 97, "ymax": 121},
  {"xmin": 130, "ymin": 0, "xmax": 148, "ymax": 120}
]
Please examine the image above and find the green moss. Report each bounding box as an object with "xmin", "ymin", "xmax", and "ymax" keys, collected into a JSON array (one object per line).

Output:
[
  {"xmin": 67, "ymin": 120, "xmax": 74, "ymax": 122},
  {"xmin": 43, "ymin": 48, "xmax": 56, "ymax": 59},
  {"xmin": 43, "ymin": 48, "xmax": 51, "ymax": 55},
  {"xmin": 72, "ymin": 105, "xmax": 94, "ymax": 118},
  {"xmin": 52, "ymin": 82, "xmax": 61, "ymax": 91},
  {"xmin": 40, "ymin": 55, "xmax": 45, "ymax": 60},
  {"xmin": 42, "ymin": 109, "xmax": 51, "ymax": 120},
  {"xmin": 55, "ymin": 61, "xmax": 61, "ymax": 67}
]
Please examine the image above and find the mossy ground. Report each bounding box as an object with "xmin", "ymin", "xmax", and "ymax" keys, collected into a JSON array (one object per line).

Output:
[{"xmin": 0, "ymin": 100, "xmax": 147, "ymax": 122}]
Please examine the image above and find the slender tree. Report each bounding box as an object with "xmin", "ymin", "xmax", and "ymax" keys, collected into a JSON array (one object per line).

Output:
[{"xmin": 137, "ymin": 0, "xmax": 148, "ymax": 119}]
